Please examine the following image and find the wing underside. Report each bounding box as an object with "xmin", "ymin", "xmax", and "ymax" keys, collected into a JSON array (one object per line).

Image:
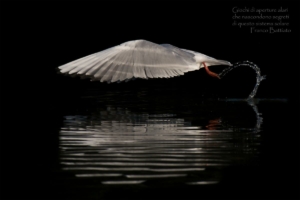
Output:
[
  {"xmin": 58, "ymin": 40, "xmax": 199, "ymax": 83},
  {"xmin": 58, "ymin": 40, "xmax": 231, "ymax": 83}
]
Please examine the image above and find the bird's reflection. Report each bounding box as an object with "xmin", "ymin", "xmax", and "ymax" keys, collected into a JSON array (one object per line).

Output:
[
  {"xmin": 206, "ymin": 118, "xmax": 221, "ymax": 130},
  {"xmin": 59, "ymin": 95, "xmax": 262, "ymax": 186}
]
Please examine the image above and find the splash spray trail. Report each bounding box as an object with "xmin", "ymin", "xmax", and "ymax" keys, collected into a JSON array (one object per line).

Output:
[{"xmin": 219, "ymin": 61, "xmax": 266, "ymax": 100}]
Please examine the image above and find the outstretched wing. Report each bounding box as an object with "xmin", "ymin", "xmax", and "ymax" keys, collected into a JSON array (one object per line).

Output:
[{"xmin": 58, "ymin": 40, "xmax": 199, "ymax": 83}]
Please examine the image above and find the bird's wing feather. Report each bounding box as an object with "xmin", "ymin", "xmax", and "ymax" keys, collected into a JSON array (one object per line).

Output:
[{"xmin": 58, "ymin": 40, "xmax": 199, "ymax": 83}]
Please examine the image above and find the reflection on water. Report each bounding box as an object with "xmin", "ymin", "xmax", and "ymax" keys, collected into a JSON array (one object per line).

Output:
[{"xmin": 58, "ymin": 90, "xmax": 262, "ymax": 187}]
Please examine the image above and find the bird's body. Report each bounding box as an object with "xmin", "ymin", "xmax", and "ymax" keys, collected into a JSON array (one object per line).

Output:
[{"xmin": 58, "ymin": 40, "xmax": 232, "ymax": 83}]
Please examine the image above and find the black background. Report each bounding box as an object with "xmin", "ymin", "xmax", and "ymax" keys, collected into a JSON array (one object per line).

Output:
[{"xmin": 1, "ymin": 1, "xmax": 299, "ymax": 200}]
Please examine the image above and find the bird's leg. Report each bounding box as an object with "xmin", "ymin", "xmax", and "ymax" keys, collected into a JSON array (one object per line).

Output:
[{"xmin": 203, "ymin": 62, "xmax": 220, "ymax": 79}]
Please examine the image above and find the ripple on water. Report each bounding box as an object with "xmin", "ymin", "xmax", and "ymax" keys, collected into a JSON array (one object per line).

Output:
[{"xmin": 59, "ymin": 100, "xmax": 262, "ymax": 186}]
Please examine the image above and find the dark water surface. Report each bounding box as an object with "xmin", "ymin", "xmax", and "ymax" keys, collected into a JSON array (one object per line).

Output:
[
  {"xmin": 1, "ymin": 85, "xmax": 299, "ymax": 200},
  {"xmin": 1, "ymin": 1, "xmax": 299, "ymax": 199}
]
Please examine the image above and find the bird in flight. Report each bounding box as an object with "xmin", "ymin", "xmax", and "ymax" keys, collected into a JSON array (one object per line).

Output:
[{"xmin": 58, "ymin": 40, "xmax": 232, "ymax": 83}]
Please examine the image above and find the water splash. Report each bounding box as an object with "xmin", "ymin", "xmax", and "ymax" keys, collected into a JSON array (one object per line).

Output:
[{"xmin": 219, "ymin": 61, "xmax": 266, "ymax": 100}]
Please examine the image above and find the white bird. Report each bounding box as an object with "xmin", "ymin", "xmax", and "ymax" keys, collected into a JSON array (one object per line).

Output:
[{"xmin": 58, "ymin": 40, "xmax": 232, "ymax": 83}]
